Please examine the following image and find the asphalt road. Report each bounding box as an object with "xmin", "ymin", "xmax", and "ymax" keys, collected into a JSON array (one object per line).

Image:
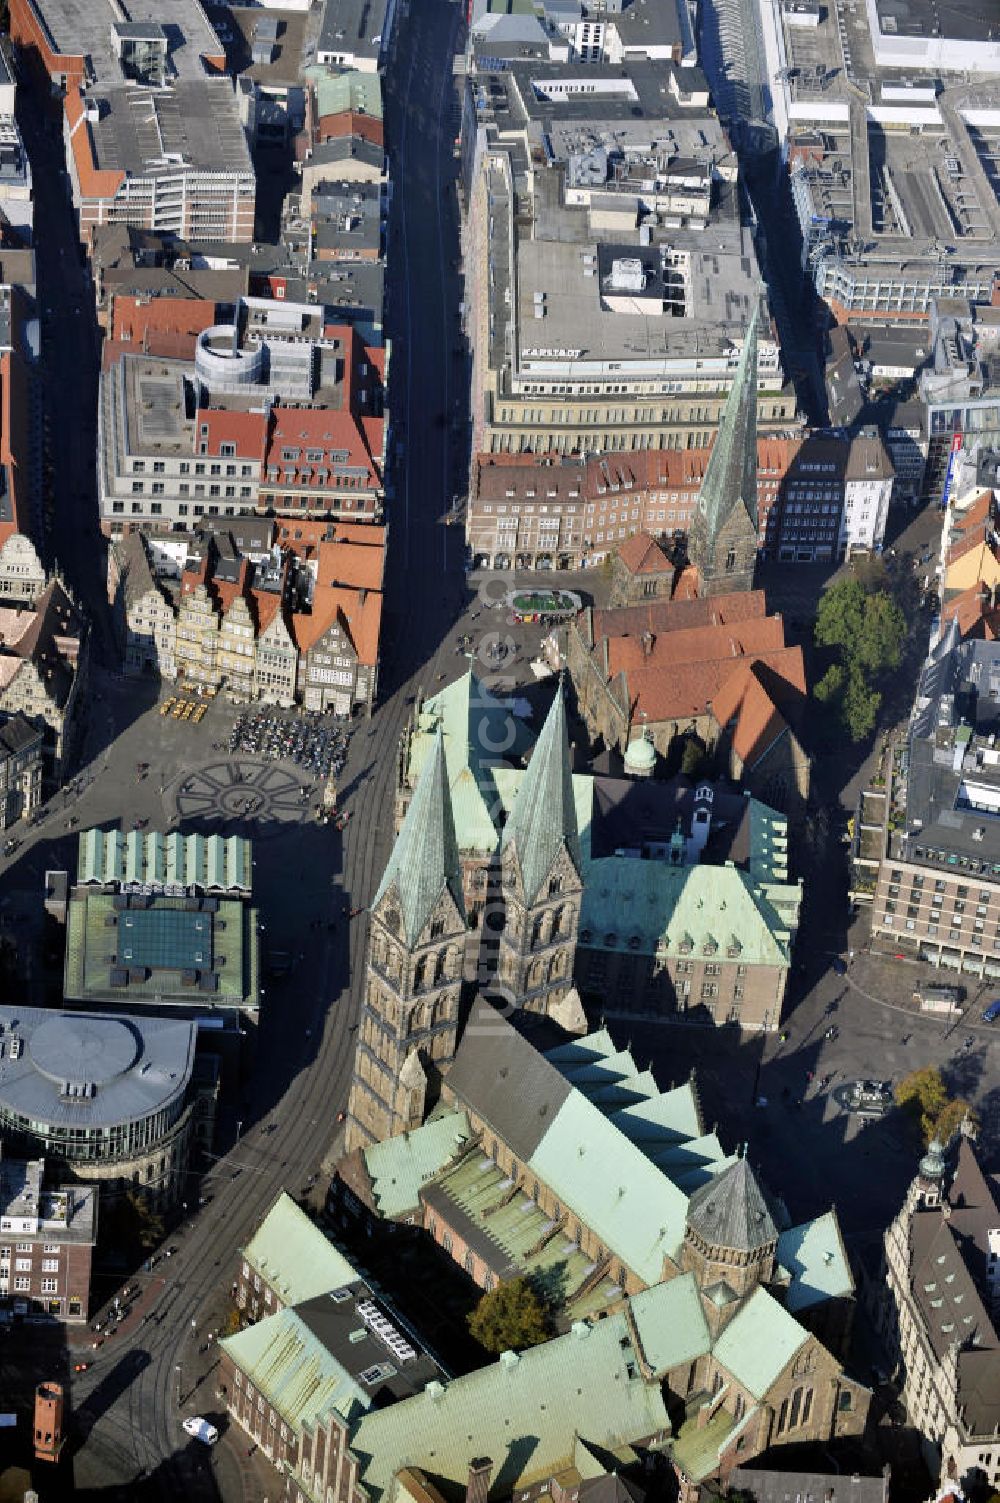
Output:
[
  {"xmin": 6, "ymin": 2, "xmax": 474, "ymax": 1497},
  {"xmin": 19, "ymin": 90, "xmax": 114, "ymax": 666}
]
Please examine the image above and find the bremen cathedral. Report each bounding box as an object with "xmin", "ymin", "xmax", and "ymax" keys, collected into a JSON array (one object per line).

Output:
[
  {"xmin": 345, "ymin": 305, "xmax": 766, "ymax": 1153},
  {"xmin": 345, "ymin": 689, "xmax": 583, "ymax": 1151}
]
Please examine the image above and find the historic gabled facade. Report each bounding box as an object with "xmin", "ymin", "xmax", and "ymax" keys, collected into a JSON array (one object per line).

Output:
[
  {"xmin": 345, "ymin": 731, "xmax": 468, "ymax": 1152},
  {"xmin": 687, "ymin": 306, "xmax": 761, "ymax": 598}
]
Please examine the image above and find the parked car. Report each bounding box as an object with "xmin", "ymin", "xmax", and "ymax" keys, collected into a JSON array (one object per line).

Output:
[
  {"xmin": 983, "ymin": 999, "xmax": 1000, "ymax": 1023},
  {"xmin": 182, "ymin": 1416, "xmax": 219, "ymax": 1446}
]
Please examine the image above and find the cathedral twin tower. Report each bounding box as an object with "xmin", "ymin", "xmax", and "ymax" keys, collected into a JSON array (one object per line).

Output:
[{"xmin": 345, "ymin": 691, "xmax": 582, "ymax": 1151}]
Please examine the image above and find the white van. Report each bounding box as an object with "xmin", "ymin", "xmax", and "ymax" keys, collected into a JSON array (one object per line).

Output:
[{"xmin": 182, "ymin": 1416, "xmax": 219, "ymax": 1446}]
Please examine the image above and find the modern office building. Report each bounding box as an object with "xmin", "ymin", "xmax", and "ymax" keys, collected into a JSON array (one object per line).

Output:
[
  {"xmin": 98, "ymin": 300, "xmax": 386, "ymax": 537},
  {"xmin": 0, "ymin": 1006, "xmax": 209, "ymax": 1208},
  {"xmin": 463, "ymin": 62, "xmax": 799, "ymax": 463},
  {"xmin": 315, "ymin": 0, "xmax": 398, "ymax": 72},
  {"xmin": 10, "ymin": 0, "xmax": 255, "ymax": 245}
]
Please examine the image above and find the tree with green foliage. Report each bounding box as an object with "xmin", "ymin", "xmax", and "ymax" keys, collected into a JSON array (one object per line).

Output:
[
  {"xmin": 813, "ymin": 574, "xmax": 906, "ymax": 743},
  {"xmin": 468, "ymin": 1276, "xmax": 551, "ymax": 1353},
  {"xmin": 895, "ymin": 1066, "xmax": 978, "ymax": 1147}
]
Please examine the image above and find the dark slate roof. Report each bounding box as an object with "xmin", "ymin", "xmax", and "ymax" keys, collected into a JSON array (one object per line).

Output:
[
  {"xmin": 445, "ymin": 997, "xmax": 573, "ymax": 1163},
  {"xmin": 374, "ymin": 728, "xmax": 465, "ymax": 946},
  {"xmin": 501, "ymin": 688, "xmax": 581, "ymax": 904},
  {"xmin": 0, "ymin": 711, "xmax": 41, "ymax": 757},
  {"xmin": 727, "ymin": 1468, "xmax": 888, "ymax": 1503},
  {"xmin": 685, "ymin": 1156, "xmax": 777, "ymax": 1252},
  {"xmin": 578, "ymin": 1476, "xmax": 646, "ymax": 1503}
]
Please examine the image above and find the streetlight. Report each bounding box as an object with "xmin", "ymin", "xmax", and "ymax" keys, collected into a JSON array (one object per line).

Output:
[
  {"xmin": 236, "ymin": 1120, "xmax": 243, "ymax": 1142},
  {"xmin": 175, "ymin": 1363, "xmax": 182, "ymax": 1405}
]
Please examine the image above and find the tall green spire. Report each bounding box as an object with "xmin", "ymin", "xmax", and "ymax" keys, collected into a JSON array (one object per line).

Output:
[
  {"xmin": 502, "ymin": 687, "xmax": 581, "ymax": 905},
  {"xmin": 695, "ymin": 302, "xmax": 760, "ymax": 545},
  {"xmin": 375, "ymin": 727, "xmax": 465, "ymax": 945}
]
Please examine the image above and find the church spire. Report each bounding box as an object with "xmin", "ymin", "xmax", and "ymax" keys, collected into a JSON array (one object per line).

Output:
[
  {"xmin": 696, "ymin": 301, "xmax": 760, "ymax": 546},
  {"xmin": 502, "ymin": 688, "xmax": 580, "ymax": 905},
  {"xmin": 686, "ymin": 301, "xmax": 761, "ymax": 597},
  {"xmin": 374, "ymin": 726, "xmax": 464, "ymax": 945}
]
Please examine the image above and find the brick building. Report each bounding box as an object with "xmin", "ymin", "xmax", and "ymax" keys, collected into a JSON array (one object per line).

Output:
[
  {"xmin": 566, "ymin": 593, "xmax": 810, "ymax": 818},
  {"xmin": 0, "ymin": 1152, "xmax": 96, "ymax": 1323},
  {"xmin": 466, "ymin": 426, "xmax": 893, "ymax": 573}
]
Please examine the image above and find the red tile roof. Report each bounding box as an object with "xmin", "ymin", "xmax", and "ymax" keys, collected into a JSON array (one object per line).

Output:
[
  {"xmin": 292, "ymin": 584, "xmax": 381, "ymax": 664},
  {"xmin": 592, "ymin": 589, "xmax": 769, "ymax": 643},
  {"xmin": 315, "ymin": 111, "xmax": 385, "ymax": 148},
  {"xmin": 112, "ymin": 295, "xmax": 219, "ymax": 358},
  {"xmin": 710, "ymin": 658, "xmax": 803, "ymax": 768},
  {"xmin": 625, "ymin": 644, "xmax": 804, "ymax": 726},
  {"xmin": 317, "ymin": 538, "xmax": 385, "ymax": 592},
  {"xmin": 197, "ymin": 409, "xmax": 268, "ymax": 459},
  {"xmin": 614, "ymin": 531, "xmax": 672, "ymax": 577},
  {"xmin": 607, "ymin": 614, "xmax": 787, "ymax": 680}
]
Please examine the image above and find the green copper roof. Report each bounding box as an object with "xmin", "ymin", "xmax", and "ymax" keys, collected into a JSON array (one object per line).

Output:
[
  {"xmin": 629, "ymin": 1273, "xmax": 712, "ymax": 1377},
  {"xmin": 375, "ymin": 728, "xmax": 465, "ymax": 944},
  {"xmin": 307, "ymin": 69, "xmax": 384, "ymax": 120},
  {"xmin": 242, "ymin": 1192, "xmax": 358, "ymax": 1306},
  {"xmin": 502, "ymin": 689, "xmax": 581, "ymax": 904},
  {"xmin": 408, "ymin": 674, "xmax": 537, "ymax": 855},
  {"xmin": 527, "ymin": 1090, "xmax": 690, "ymax": 1282},
  {"xmin": 362, "ymin": 1110, "xmax": 471, "ymax": 1219},
  {"xmin": 776, "ymin": 1211, "xmax": 853, "ymax": 1313},
  {"xmin": 711, "ymin": 1287, "xmax": 808, "ymax": 1400},
  {"xmin": 349, "ymin": 1309, "xmax": 670, "ymax": 1503},
  {"xmin": 581, "ymin": 859, "xmax": 791, "ymax": 968},
  {"xmin": 220, "ymin": 1305, "xmax": 371, "ymax": 1432},
  {"xmin": 78, "ymin": 827, "xmax": 252, "ymax": 892},
  {"xmin": 695, "ymin": 302, "xmax": 759, "ymax": 544}
]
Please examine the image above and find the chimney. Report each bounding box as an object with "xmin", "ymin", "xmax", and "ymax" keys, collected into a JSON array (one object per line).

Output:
[{"xmin": 466, "ymin": 1458, "xmax": 493, "ymax": 1503}]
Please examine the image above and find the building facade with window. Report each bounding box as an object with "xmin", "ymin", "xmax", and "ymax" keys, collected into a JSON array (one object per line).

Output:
[
  {"xmin": 868, "ymin": 1136, "xmax": 1000, "ymax": 1494},
  {"xmin": 871, "ymin": 632, "xmax": 1000, "ymax": 977},
  {"xmin": 0, "ymin": 1153, "xmax": 96, "ymax": 1323},
  {"xmin": 97, "ymin": 308, "xmax": 385, "ymax": 539}
]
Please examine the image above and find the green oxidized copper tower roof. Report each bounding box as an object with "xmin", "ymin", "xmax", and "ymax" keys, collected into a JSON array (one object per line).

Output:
[
  {"xmin": 375, "ymin": 727, "xmax": 465, "ymax": 945},
  {"xmin": 501, "ymin": 687, "xmax": 581, "ymax": 904},
  {"xmin": 694, "ymin": 301, "xmax": 760, "ymax": 545}
]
